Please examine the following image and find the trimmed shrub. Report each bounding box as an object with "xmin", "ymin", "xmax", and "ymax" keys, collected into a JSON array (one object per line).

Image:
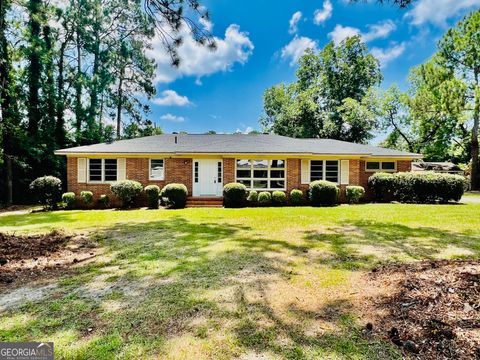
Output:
[
  {"xmin": 98, "ymin": 194, "xmax": 110, "ymax": 208},
  {"xmin": 223, "ymin": 183, "xmax": 247, "ymax": 208},
  {"xmin": 271, "ymin": 191, "xmax": 287, "ymax": 206},
  {"xmin": 368, "ymin": 171, "xmax": 466, "ymax": 204},
  {"xmin": 161, "ymin": 183, "xmax": 188, "ymax": 209},
  {"xmin": 309, "ymin": 180, "xmax": 339, "ymax": 206},
  {"xmin": 258, "ymin": 191, "xmax": 271, "ymax": 206},
  {"xmin": 289, "ymin": 189, "xmax": 304, "ymax": 206},
  {"xmin": 110, "ymin": 180, "xmax": 143, "ymax": 208},
  {"xmin": 80, "ymin": 191, "xmax": 93, "ymax": 206},
  {"xmin": 346, "ymin": 186, "xmax": 365, "ymax": 204},
  {"xmin": 145, "ymin": 185, "xmax": 161, "ymax": 209},
  {"xmin": 29, "ymin": 176, "xmax": 62, "ymax": 210},
  {"xmin": 62, "ymin": 192, "xmax": 76, "ymax": 209},
  {"xmin": 368, "ymin": 172, "xmax": 394, "ymax": 202},
  {"xmin": 247, "ymin": 190, "xmax": 258, "ymax": 206}
]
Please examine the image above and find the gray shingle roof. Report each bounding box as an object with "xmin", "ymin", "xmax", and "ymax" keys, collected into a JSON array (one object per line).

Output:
[{"xmin": 55, "ymin": 134, "xmax": 421, "ymax": 158}]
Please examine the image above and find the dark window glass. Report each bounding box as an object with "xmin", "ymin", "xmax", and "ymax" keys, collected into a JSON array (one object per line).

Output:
[
  {"xmin": 310, "ymin": 160, "xmax": 323, "ymax": 181},
  {"xmin": 150, "ymin": 159, "xmax": 164, "ymax": 179},
  {"xmin": 366, "ymin": 162, "xmax": 380, "ymax": 170},
  {"xmin": 218, "ymin": 162, "xmax": 222, "ymax": 183},
  {"xmin": 253, "ymin": 170, "xmax": 268, "ymax": 178},
  {"xmin": 237, "ymin": 179, "xmax": 251, "ymax": 188},
  {"xmin": 236, "ymin": 170, "xmax": 251, "ymax": 178},
  {"xmin": 271, "ymin": 160, "xmax": 285, "ymax": 168},
  {"xmin": 270, "ymin": 170, "xmax": 285, "ymax": 179},
  {"xmin": 104, "ymin": 159, "xmax": 117, "ymax": 181},
  {"xmin": 325, "ymin": 160, "xmax": 338, "ymax": 183},
  {"xmin": 194, "ymin": 162, "xmax": 199, "ymax": 183},
  {"xmin": 382, "ymin": 162, "xmax": 395, "ymax": 170},
  {"xmin": 270, "ymin": 180, "xmax": 285, "ymax": 189},
  {"xmin": 89, "ymin": 159, "xmax": 102, "ymax": 181},
  {"xmin": 253, "ymin": 180, "xmax": 268, "ymax": 189}
]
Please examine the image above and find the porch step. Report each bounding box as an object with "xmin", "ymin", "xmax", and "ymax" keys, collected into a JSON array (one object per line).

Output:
[{"xmin": 186, "ymin": 197, "xmax": 224, "ymax": 208}]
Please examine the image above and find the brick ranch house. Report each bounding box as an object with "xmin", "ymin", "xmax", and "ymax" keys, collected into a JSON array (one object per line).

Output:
[{"xmin": 55, "ymin": 134, "xmax": 422, "ymax": 205}]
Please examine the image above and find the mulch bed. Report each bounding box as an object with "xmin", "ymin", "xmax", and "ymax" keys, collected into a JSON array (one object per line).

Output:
[
  {"xmin": 364, "ymin": 260, "xmax": 480, "ymax": 359},
  {"xmin": 0, "ymin": 230, "xmax": 97, "ymax": 288}
]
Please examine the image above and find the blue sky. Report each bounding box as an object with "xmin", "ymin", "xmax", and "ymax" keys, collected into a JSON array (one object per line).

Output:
[{"xmin": 147, "ymin": 0, "xmax": 479, "ymax": 142}]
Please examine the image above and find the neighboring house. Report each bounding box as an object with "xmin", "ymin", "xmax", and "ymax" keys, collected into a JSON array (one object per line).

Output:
[
  {"xmin": 412, "ymin": 161, "xmax": 464, "ymax": 175},
  {"xmin": 55, "ymin": 134, "xmax": 421, "ymax": 203}
]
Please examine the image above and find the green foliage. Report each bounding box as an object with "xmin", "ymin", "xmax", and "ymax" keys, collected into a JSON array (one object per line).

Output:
[
  {"xmin": 345, "ymin": 186, "xmax": 365, "ymax": 204},
  {"xmin": 309, "ymin": 180, "xmax": 339, "ymax": 206},
  {"xmin": 261, "ymin": 37, "xmax": 382, "ymax": 143},
  {"xmin": 247, "ymin": 190, "xmax": 258, "ymax": 205},
  {"xmin": 62, "ymin": 192, "xmax": 76, "ymax": 209},
  {"xmin": 223, "ymin": 183, "xmax": 247, "ymax": 208},
  {"xmin": 111, "ymin": 180, "xmax": 143, "ymax": 208},
  {"xmin": 368, "ymin": 173, "xmax": 395, "ymax": 202},
  {"xmin": 160, "ymin": 183, "xmax": 188, "ymax": 209},
  {"xmin": 271, "ymin": 191, "xmax": 287, "ymax": 206},
  {"xmin": 258, "ymin": 191, "xmax": 272, "ymax": 206},
  {"xmin": 144, "ymin": 185, "xmax": 160, "ymax": 209},
  {"xmin": 289, "ymin": 189, "xmax": 304, "ymax": 206},
  {"xmin": 368, "ymin": 172, "xmax": 466, "ymax": 203},
  {"xmin": 98, "ymin": 194, "xmax": 110, "ymax": 208},
  {"xmin": 80, "ymin": 191, "xmax": 93, "ymax": 206},
  {"xmin": 29, "ymin": 176, "xmax": 62, "ymax": 210}
]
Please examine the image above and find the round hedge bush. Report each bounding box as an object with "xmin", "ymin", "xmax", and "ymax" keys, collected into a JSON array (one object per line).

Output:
[
  {"xmin": 345, "ymin": 186, "xmax": 365, "ymax": 204},
  {"xmin": 99, "ymin": 194, "xmax": 110, "ymax": 208},
  {"xmin": 145, "ymin": 185, "xmax": 161, "ymax": 209},
  {"xmin": 258, "ymin": 191, "xmax": 271, "ymax": 206},
  {"xmin": 309, "ymin": 180, "xmax": 339, "ymax": 206},
  {"xmin": 80, "ymin": 191, "xmax": 93, "ymax": 206},
  {"xmin": 29, "ymin": 176, "xmax": 63, "ymax": 210},
  {"xmin": 62, "ymin": 192, "xmax": 76, "ymax": 209},
  {"xmin": 247, "ymin": 190, "xmax": 258, "ymax": 205},
  {"xmin": 223, "ymin": 183, "xmax": 247, "ymax": 208},
  {"xmin": 289, "ymin": 189, "xmax": 304, "ymax": 206},
  {"xmin": 271, "ymin": 191, "xmax": 287, "ymax": 206},
  {"xmin": 368, "ymin": 172, "xmax": 394, "ymax": 202},
  {"xmin": 111, "ymin": 180, "xmax": 143, "ymax": 208},
  {"xmin": 161, "ymin": 183, "xmax": 188, "ymax": 209}
]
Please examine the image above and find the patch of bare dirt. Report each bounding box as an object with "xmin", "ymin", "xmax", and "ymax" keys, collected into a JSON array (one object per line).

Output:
[
  {"xmin": 0, "ymin": 230, "xmax": 98, "ymax": 289},
  {"xmin": 361, "ymin": 259, "xmax": 480, "ymax": 359}
]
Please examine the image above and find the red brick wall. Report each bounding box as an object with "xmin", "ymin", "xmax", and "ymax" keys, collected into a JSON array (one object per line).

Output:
[{"xmin": 223, "ymin": 158, "xmax": 235, "ymax": 185}]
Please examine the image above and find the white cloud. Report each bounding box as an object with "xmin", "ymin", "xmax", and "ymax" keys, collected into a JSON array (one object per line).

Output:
[
  {"xmin": 235, "ymin": 126, "xmax": 255, "ymax": 134},
  {"xmin": 371, "ymin": 43, "xmax": 406, "ymax": 67},
  {"xmin": 199, "ymin": 17, "xmax": 213, "ymax": 32},
  {"xmin": 328, "ymin": 20, "xmax": 397, "ymax": 44},
  {"xmin": 313, "ymin": 0, "xmax": 333, "ymax": 25},
  {"xmin": 159, "ymin": 114, "xmax": 186, "ymax": 122},
  {"xmin": 148, "ymin": 24, "xmax": 254, "ymax": 84},
  {"xmin": 152, "ymin": 90, "xmax": 191, "ymax": 106},
  {"xmin": 328, "ymin": 24, "xmax": 360, "ymax": 44},
  {"xmin": 289, "ymin": 11, "xmax": 303, "ymax": 34},
  {"xmin": 405, "ymin": 0, "xmax": 479, "ymax": 26},
  {"xmin": 281, "ymin": 36, "xmax": 318, "ymax": 66}
]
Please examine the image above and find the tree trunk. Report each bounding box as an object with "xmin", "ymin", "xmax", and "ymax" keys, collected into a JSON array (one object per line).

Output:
[
  {"xmin": 56, "ymin": 41, "xmax": 67, "ymax": 147},
  {"xmin": 5, "ymin": 156, "xmax": 12, "ymax": 205},
  {"xmin": 27, "ymin": 0, "xmax": 42, "ymax": 137},
  {"xmin": 471, "ymin": 69, "xmax": 479, "ymax": 190},
  {"xmin": 74, "ymin": 8, "xmax": 83, "ymax": 143},
  {"xmin": 116, "ymin": 66, "xmax": 125, "ymax": 139}
]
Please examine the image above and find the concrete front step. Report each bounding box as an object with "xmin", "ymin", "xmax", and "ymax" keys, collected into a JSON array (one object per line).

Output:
[{"xmin": 186, "ymin": 197, "xmax": 223, "ymax": 208}]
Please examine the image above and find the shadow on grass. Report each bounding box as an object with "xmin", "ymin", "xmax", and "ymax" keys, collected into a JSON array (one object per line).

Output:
[
  {"xmin": 304, "ymin": 220, "xmax": 480, "ymax": 270},
  {"xmin": 0, "ymin": 217, "xmax": 400, "ymax": 359}
]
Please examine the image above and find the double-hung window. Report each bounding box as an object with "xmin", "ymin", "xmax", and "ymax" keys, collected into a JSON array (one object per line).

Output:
[
  {"xmin": 310, "ymin": 160, "xmax": 339, "ymax": 183},
  {"xmin": 88, "ymin": 159, "xmax": 117, "ymax": 182},
  {"xmin": 149, "ymin": 159, "xmax": 165, "ymax": 180},
  {"xmin": 365, "ymin": 161, "xmax": 396, "ymax": 172},
  {"xmin": 236, "ymin": 159, "xmax": 286, "ymax": 190}
]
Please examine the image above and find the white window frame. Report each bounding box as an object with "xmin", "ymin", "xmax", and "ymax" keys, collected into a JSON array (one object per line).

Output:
[
  {"xmin": 149, "ymin": 159, "xmax": 165, "ymax": 181},
  {"xmin": 365, "ymin": 161, "xmax": 397, "ymax": 172},
  {"xmin": 310, "ymin": 160, "xmax": 340, "ymax": 184},
  {"xmin": 235, "ymin": 159, "xmax": 287, "ymax": 191},
  {"xmin": 87, "ymin": 158, "xmax": 118, "ymax": 183}
]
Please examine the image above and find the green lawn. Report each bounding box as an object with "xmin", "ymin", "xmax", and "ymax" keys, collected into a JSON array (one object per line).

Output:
[{"xmin": 1, "ymin": 204, "xmax": 480, "ymax": 359}]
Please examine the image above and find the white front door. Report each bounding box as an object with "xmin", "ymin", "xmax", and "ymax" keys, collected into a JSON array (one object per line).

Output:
[{"xmin": 193, "ymin": 159, "xmax": 223, "ymax": 196}]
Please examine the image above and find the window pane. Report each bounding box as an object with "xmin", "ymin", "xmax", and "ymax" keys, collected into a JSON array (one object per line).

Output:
[
  {"xmin": 218, "ymin": 162, "xmax": 222, "ymax": 183},
  {"xmin": 310, "ymin": 160, "xmax": 323, "ymax": 181},
  {"xmin": 270, "ymin": 170, "xmax": 285, "ymax": 179},
  {"xmin": 194, "ymin": 162, "xmax": 199, "ymax": 183},
  {"xmin": 236, "ymin": 170, "xmax": 251, "ymax": 178},
  {"xmin": 253, "ymin": 160, "xmax": 268, "ymax": 168},
  {"xmin": 366, "ymin": 162, "xmax": 380, "ymax": 170},
  {"xmin": 150, "ymin": 159, "xmax": 164, "ymax": 180},
  {"xmin": 237, "ymin": 179, "xmax": 251, "ymax": 188},
  {"xmin": 253, "ymin": 170, "xmax": 268, "ymax": 178},
  {"xmin": 237, "ymin": 159, "xmax": 251, "ymax": 169},
  {"xmin": 252, "ymin": 180, "xmax": 268, "ymax": 189},
  {"xmin": 270, "ymin": 160, "xmax": 285, "ymax": 168},
  {"xmin": 325, "ymin": 160, "xmax": 338, "ymax": 183},
  {"xmin": 270, "ymin": 180, "xmax": 285, "ymax": 189},
  {"xmin": 89, "ymin": 159, "xmax": 102, "ymax": 181},
  {"xmin": 382, "ymin": 161, "xmax": 395, "ymax": 170},
  {"xmin": 104, "ymin": 159, "xmax": 117, "ymax": 181}
]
